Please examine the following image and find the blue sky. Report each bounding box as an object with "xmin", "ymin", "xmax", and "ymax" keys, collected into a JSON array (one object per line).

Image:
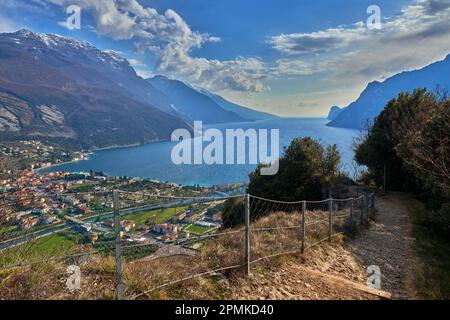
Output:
[{"xmin": 0, "ymin": 0, "xmax": 449, "ymax": 116}]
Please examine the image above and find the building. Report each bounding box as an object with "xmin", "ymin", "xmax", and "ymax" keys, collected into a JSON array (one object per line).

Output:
[
  {"xmin": 153, "ymin": 223, "xmax": 178, "ymax": 235},
  {"xmin": 121, "ymin": 220, "xmax": 136, "ymax": 232},
  {"xmin": 21, "ymin": 216, "xmax": 40, "ymax": 229},
  {"xmin": 76, "ymin": 205, "xmax": 91, "ymax": 215},
  {"xmin": 212, "ymin": 213, "xmax": 222, "ymax": 222}
]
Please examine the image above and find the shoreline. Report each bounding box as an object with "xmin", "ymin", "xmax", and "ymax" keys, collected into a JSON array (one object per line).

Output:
[
  {"xmin": 36, "ymin": 138, "xmax": 171, "ymax": 173},
  {"xmin": 88, "ymin": 138, "xmax": 170, "ymax": 152},
  {"xmin": 36, "ymin": 117, "xmax": 355, "ymax": 188}
]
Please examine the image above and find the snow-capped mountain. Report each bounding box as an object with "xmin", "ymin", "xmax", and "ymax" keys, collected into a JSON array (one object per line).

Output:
[
  {"xmin": 0, "ymin": 30, "xmax": 187, "ymax": 148},
  {"xmin": 0, "ymin": 29, "xmax": 276, "ymax": 148}
]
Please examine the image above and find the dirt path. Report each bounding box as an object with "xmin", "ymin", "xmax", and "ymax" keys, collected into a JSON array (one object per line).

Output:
[
  {"xmin": 231, "ymin": 261, "xmax": 379, "ymax": 300},
  {"xmin": 230, "ymin": 240, "xmax": 385, "ymax": 300},
  {"xmin": 346, "ymin": 194, "xmax": 417, "ymax": 299},
  {"xmin": 231, "ymin": 193, "xmax": 417, "ymax": 300}
]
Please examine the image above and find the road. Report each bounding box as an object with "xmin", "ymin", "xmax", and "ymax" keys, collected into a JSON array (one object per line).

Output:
[
  {"xmin": 0, "ymin": 198, "xmax": 190, "ymax": 251},
  {"xmin": 0, "ymin": 195, "xmax": 233, "ymax": 252}
]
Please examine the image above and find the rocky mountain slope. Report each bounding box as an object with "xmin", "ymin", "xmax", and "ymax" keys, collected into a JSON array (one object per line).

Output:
[
  {"xmin": 327, "ymin": 106, "xmax": 343, "ymax": 121},
  {"xmin": 328, "ymin": 54, "xmax": 450, "ymax": 129},
  {"xmin": 147, "ymin": 76, "xmax": 276, "ymax": 123},
  {"xmin": 0, "ymin": 30, "xmax": 189, "ymax": 148},
  {"xmin": 147, "ymin": 76, "xmax": 244, "ymax": 124}
]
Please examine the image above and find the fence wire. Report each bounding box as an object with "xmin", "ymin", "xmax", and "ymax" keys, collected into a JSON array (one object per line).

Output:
[
  {"xmin": 0, "ymin": 189, "xmax": 375, "ymax": 300},
  {"xmin": 116, "ymin": 191, "xmax": 246, "ymax": 300}
]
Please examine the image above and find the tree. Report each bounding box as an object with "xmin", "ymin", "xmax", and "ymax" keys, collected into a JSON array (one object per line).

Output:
[
  {"xmin": 354, "ymin": 88, "xmax": 450, "ymax": 235},
  {"xmin": 222, "ymin": 197, "xmax": 245, "ymax": 228},
  {"xmin": 354, "ymin": 90, "xmax": 429, "ymax": 191},
  {"xmin": 395, "ymin": 98, "xmax": 450, "ymax": 189},
  {"xmin": 321, "ymin": 144, "xmax": 341, "ymax": 196},
  {"xmin": 222, "ymin": 137, "xmax": 343, "ymax": 227},
  {"xmin": 248, "ymin": 137, "xmax": 330, "ymax": 202}
]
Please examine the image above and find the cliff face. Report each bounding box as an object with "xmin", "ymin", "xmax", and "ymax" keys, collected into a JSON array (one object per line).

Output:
[
  {"xmin": 327, "ymin": 106, "xmax": 343, "ymax": 121},
  {"xmin": 328, "ymin": 54, "xmax": 450, "ymax": 129}
]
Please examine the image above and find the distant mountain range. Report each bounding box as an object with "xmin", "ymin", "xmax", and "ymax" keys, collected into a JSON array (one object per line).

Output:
[
  {"xmin": 147, "ymin": 76, "xmax": 243, "ymax": 124},
  {"xmin": 328, "ymin": 54, "xmax": 450, "ymax": 129},
  {"xmin": 201, "ymin": 90, "xmax": 275, "ymax": 121},
  {"xmin": 147, "ymin": 76, "xmax": 275, "ymax": 123},
  {"xmin": 0, "ymin": 30, "xmax": 275, "ymax": 148}
]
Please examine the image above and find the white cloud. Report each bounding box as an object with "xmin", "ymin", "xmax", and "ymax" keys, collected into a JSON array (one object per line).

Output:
[
  {"xmin": 0, "ymin": 15, "xmax": 16, "ymax": 33},
  {"xmin": 43, "ymin": 0, "xmax": 273, "ymax": 93},
  {"xmin": 268, "ymin": 0, "xmax": 450, "ymax": 91},
  {"xmin": 128, "ymin": 58, "xmax": 146, "ymax": 68},
  {"xmin": 269, "ymin": 59, "xmax": 312, "ymax": 78},
  {"xmin": 136, "ymin": 69, "xmax": 153, "ymax": 79},
  {"xmin": 267, "ymin": 23, "xmax": 367, "ymax": 55},
  {"xmin": 6, "ymin": 0, "xmax": 450, "ymax": 114}
]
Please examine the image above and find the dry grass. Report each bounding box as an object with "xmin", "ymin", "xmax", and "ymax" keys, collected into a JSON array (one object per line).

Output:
[{"xmin": 0, "ymin": 208, "xmax": 365, "ymax": 300}]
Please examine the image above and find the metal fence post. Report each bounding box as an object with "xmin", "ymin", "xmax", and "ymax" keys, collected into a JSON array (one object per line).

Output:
[
  {"xmin": 360, "ymin": 196, "xmax": 364, "ymax": 225},
  {"xmin": 244, "ymin": 194, "xmax": 251, "ymax": 276},
  {"xmin": 328, "ymin": 198, "xmax": 333, "ymax": 242},
  {"xmin": 349, "ymin": 198, "xmax": 353, "ymax": 233},
  {"xmin": 113, "ymin": 190, "xmax": 124, "ymax": 300},
  {"xmin": 301, "ymin": 200, "xmax": 306, "ymax": 253},
  {"xmin": 365, "ymin": 193, "xmax": 369, "ymax": 223}
]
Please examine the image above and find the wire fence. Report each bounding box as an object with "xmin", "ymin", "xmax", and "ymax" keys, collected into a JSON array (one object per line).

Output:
[{"xmin": 0, "ymin": 189, "xmax": 375, "ymax": 300}]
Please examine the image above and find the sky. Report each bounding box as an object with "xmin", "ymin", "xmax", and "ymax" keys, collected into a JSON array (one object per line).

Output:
[{"xmin": 0, "ymin": 0, "xmax": 449, "ymax": 116}]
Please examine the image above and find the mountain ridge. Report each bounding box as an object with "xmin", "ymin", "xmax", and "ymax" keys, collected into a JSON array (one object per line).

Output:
[
  {"xmin": 328, "ymin": 54, "xmax": 450, "ymax": 129},
  {"xmin": 0, "ymin": 29, "xmax": 190, "ymax": 148},
  {"xmin": 0, "ymin": 29, "xmax": 276, "ymax": 148},
  {"xmin": 147, "ymin": 76, "xmax": 245, "ymax": 124},
  {"xmin": 147, "ymin": 75, "xmax": 276, "ymax": 123},
  {"xmin": 327, "ymin": 106, "xmax": 343, "ymax": 121}
]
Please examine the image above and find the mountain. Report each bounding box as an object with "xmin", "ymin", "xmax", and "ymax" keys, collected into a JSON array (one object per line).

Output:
[
  {"xmin": 201, "ymin": 90, "xmax": 275, "ymax": 121},
  {"xmin": 327, "ymin": 106, "xmax": 343, "ymax": 121},
  {"xmin": 328, "ymin": 54, "xmax": 450, "ymax": 129},
  {"xmin": 147, "ymin": 76, "xmax": 245, "ymax": 124},
  {"xmin": 0, "ymin": 30, "xmax": 189, "ymax": 148}
]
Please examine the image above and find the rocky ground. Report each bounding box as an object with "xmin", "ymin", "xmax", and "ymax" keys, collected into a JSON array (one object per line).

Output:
[
  {"xmin": 231, "ymin": 194, "xmax": 418, "ymax": 300},
  {"xmin": 347, "ymin": 194, "xmax": 418, "ymax": 299},
  {"xmin": 0, "ymin": 194, "xmax": 419, "ymax": 300}
]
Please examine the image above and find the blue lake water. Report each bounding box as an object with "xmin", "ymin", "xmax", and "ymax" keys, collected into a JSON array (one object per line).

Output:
[{"xmin": 40, "ymin": 118, "xmax": 360, "ymax": 186}]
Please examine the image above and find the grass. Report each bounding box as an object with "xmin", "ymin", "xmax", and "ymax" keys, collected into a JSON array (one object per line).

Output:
[
  {"xmin": 0, "ymin": 225, "xmax": 18, "ymax": 235},
  {"xmin": 94, "ymin": 242, "xmax": 159, "ymax": 261},
  {"xmin": 0, "ymin": 208, "xmax": 355, "ymax": 300},
  {"xmin": 402, "ymin": 194, "xmax": 450, "ymax": 299},
  {"xmin": 185, "ymin": 224, "xmax": 214, "ymax": 235},
  {"xmin": 122, "ymin": 206, "xmax": 188, "ymax": 226},
  {"xmin": 69, "ymin": 183, "xmax": 97, "ymax": 193},
  {"xmin": 0, "ymin": 233, "xmax": 77, "ymax": 267}
]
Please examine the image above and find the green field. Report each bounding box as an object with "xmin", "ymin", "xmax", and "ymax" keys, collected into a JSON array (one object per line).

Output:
[
  {"xmin": 0, "ymin": 225, "xmax": 18, "ymax": 235},
  {"xmin": 0, "ymin": 233, "xmax": 77, "ymax": 267},
  {"xmin": 185, "ymin": 224, "xmax": 214, "ymax": 235},
  {"xmin": 69, "ymin": 182, "xmax": 97, "ymax": 193},
  {"xmin": 122, "ymin": 206, "xmax": 188, "ymax": 225}
]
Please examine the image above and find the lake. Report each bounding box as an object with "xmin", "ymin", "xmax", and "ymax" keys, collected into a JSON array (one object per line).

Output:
[{"xmin": 40, "ymin": 118, "xmax": 360, "ymax": 186}]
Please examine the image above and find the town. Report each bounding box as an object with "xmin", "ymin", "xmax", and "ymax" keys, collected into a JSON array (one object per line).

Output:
[{"xmin": 0, "ymin": 140, "xmax": 244, "ymax": 266}]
